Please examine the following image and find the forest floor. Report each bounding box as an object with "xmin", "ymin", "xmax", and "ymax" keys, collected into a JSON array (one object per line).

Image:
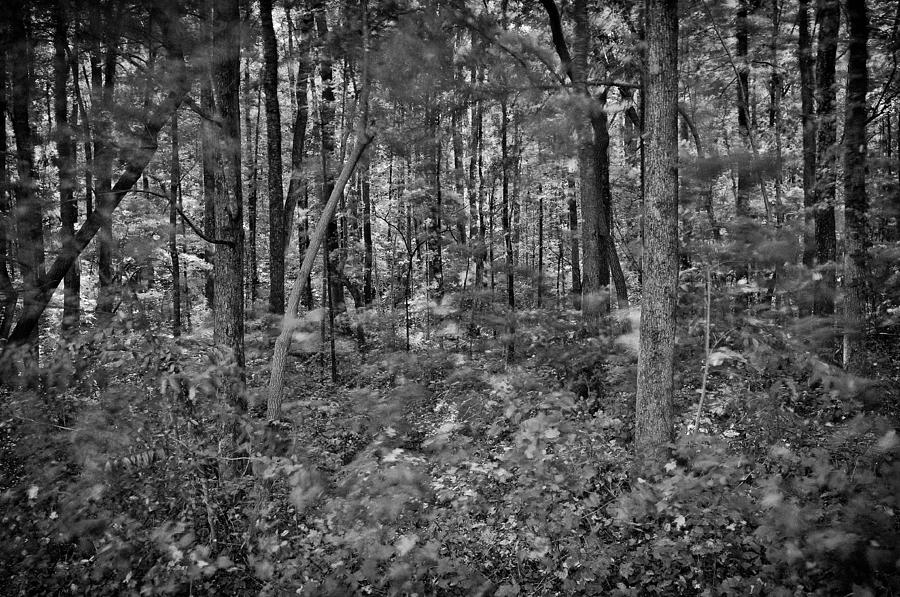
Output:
[{"xmin": 1, "ymin": 310, "xmax": 899, "ymax": 595}]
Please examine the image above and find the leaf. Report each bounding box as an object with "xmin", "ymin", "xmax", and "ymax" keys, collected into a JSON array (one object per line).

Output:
[
  {"xmin": 395, "ymin": 533, "xmax": 417, "ymax": 557},
  {"xmin": 495, "ymin": 583, "xmax": 520, "ymax": 596}
]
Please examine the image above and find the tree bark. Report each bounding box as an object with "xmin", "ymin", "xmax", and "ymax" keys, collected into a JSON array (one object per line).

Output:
[
  {"xmin": 0, "ymin": 35, "xmax": 15, "ymax": 340},
  {"xmin": 213, "ymin": 0, "xmax": 246, "ymax": 396},
  {"xmin": 169, "ymin": 111, "xmax": 182, "ymax": 337},
  {"xmin": 842, "ymin": 0, "xmax": 869, "ymax": 371},
  {"xmin": 10, "ymin": 3, "xmax": 44, "ymax": 347},
  {"xmin": 93, "ymin": 37, "xmax": 118, "ymax": 316},
  {"xmin": 735, "ymin": 0, "xmax": 753, "ymax": 218},
  {"xmin": 54, "ymin": 0, "xmax": 80, "ymax": 331},
  {"xmin": 812, "ymin": 0, "xmax": 840, "ymax": 316},
  {"xmin": 201, "ymin": 78, "xmax": 218, "ymax": 309},
  {"xmin": 245, "ymin": 63, "xmax": 261, "ymax": 303},
  {"xmin": 362, "ymin": 160, "xmax": 374, "ymax": 306},
  {"xmin": 798, "ymin": 0, "xmax": 816, "ymax": 268},
  {"xmin": 261, "ymin": 0, "xmax": 285, "ymax": 314},
  {"xmin": 568, "ymin": 177, "xmax": 582, "ymax": 309},
  {"xmin": 635, "ymin": 0, "xmax": 678, "ymax": 473}
]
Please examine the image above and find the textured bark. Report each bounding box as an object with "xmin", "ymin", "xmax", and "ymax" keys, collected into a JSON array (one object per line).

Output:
[
  {"xmin": 245, "ymin": 63, "xmax": 260, "ymax": 302},
  {"xmin": 213, "ymin": 0, "xmax": 246, "ymax": 391},
  {"xmin": 362, "ymin": 161, "xmax": 374, "ymax": 306},
  {"xmin": 314, "ymin": 2, "xmax": 345, "ymax": 314},
  {"xmin": 93, "ymin": 38, "xmax": 118, "ymax": 316},
  {"xmin": 735, "ymin": 0, "xmax": 753, "ymax": 218},
  {"xmin": 0, "ymin": 37, "xmax": 15, "ymax": 340},
  {"xmin": 54, "ymin": 1, "xmax": 80, "ymax": 331},
  {"xmin": 568, "ymin": 177, "xmax": 582, "ymax": 309},
  {"xmin": 468, "ymin": 58, "xmax": 485, "ymax": 286},
  {"xmin": 261, "ymin": 0, "xmax": 285, "ymax": 313},
  {"xmin": 798, "ymin": 0, "xmax": 816, "ymax": 268},
  {"xmin": 169, "ymin": 112, "xmax": 182, "ymax": 337},
  {"xmin": 201, "ymin": 79, "xmax": 218, "ymax": 309},
  {"xmin": 812, "ymin": 0, "xmax": 840, "ymax": 316},
  {"xmin": 426, "ymin": 108, "xmax": 444, "ymax": 298},
  {"xmin": 284, "ymin": 4, "xmax": 312, "ymax": 260},
  {"xmin": 636, "ymin": 0, "xmax": 678, "ymax": 473},
  {"xmin": 842, "ymin": 0, "xmax": 869, "ymax": 371},
  {"xmin": 10, "ymin": 3, "xmax": 44, "ymax": 346}
]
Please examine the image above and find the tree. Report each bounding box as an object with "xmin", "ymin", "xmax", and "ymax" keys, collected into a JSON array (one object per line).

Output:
[
  {"xmin": 812, "ymin": 0, "xmax": 840, "ymax": 316},
  {"xmin": 798, "ymin": 0, "xmax": 816, "ymax": 269},
  {"xmin": 635, "ymin": 0, "xmax": 678, "ymax": 473},
  {"xmin": 212, "ymin": 0, "xmax": 246, "ymax": 401},
  {"xmin": 261, "ymin": 0, "xmax": 286, "ymax": 314},
  {"xmin": 843, "ymin": 0, "xmax": 869, "ymax": 370}
]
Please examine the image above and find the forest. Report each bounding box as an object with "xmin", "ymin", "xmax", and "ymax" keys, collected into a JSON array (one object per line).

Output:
[{"xmin": 0, "ymin": 0, "xmax": 898, "ymax": 594}]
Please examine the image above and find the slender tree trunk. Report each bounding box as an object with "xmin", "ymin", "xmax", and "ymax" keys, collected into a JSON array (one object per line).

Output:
[
  {"xmin": 812, "ymin": 0, "xmax": 839, "ymax": 316},
  {"xmin": 261, "ymin": 0, "xmax": 285, "ymax": 314},
  {"xmin": 537, "ymin": 189, "xmax": 544, "ymax": 307},
  {"xmin": 735, "ymin": 0, "xmax": 753, "ymax": 219},
  {"xmin": 451, "ymin": 107, "xmax": 466, "ymax": 245},
  {"xmin": 798, "ymin": 0, "xmax": 816, "ymax": 268},
  {"xmin": 169, "ymin": 112, "xmax": 182, "ymax": 337},
  {"xmin": 636, "ymin": 0, "xmax": 678, "ymax": 473},
  {"xmin": 55, "ymin": 1, "xmax": 79, "ymax": 331},
  {"xmin": 568, "ymin": 177, "xmax": 582, "ymax": 309},
  {"xmin": 94, "ymin": 39, "xmax": 118, "ymax": 316},
  {"xmin": 842, "ymin": 0, "xmax": 869, "ymax": 370},
  {"xmin": 363, "ymin": 160, "xmax": 374, "ymax": 305},
  {"xmin": 284, "ymin": 5, "xmax": 312, "ymax": 260},
  {"xmin": 201, "ymin": 79, "xmax": 218, "ymax": 309},
  {"xmin": 213, "ymin": 0, "xmax": 246, "ymax": 402},
  {"xmin": 469, "ymin": 63, "xmax": 485, "ymax": 286},
  {"xmin": 245, "ymin": 66, "xmax": 260, "ymax": 303},
  {"xmin": 770, "ymin": 0, "xmax": 784, "ymax": 223},
  {"xmin": 315, "ymin": 1, "xmax": 345, "ymax": 315},
  {"xmin": 10, "ymin": 4, "xmax": 44, "ymax": 348}
]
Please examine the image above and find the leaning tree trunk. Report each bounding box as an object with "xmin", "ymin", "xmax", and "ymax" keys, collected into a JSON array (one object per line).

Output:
[
  {"xmin": 842, "ymin": 0, "xmax": 869, "ymax": 371},
  {"xmin": 635, "ymin": 0, "xmax": 678, "ymax": 474},
  {"xmin": 812, "ymin": 0, "xmax": 840, "ymax": 316}
]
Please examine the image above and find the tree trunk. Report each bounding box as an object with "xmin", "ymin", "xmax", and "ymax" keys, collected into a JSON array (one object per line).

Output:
[
  {"xmin": 363, "ymin": 160, "xmax": 374, "ymax": 306},
  {"xmin": 10, "ymin": 4, "xmax": 44, "ymax": 347},
  {"xmin": 94, "ymin": 40, "xmax": 118, "ymax": 316},
  {"xmin": 314, "ymin": 1, "xmax": 345, "ymax": 315},
  {"xmin": 261, "ymin": 0, "xmax": 285, "ymax": 314},
  {"xmin": 426, "ymin": 108, "xmax": 444, "ymax": 299},
  {"xmin": 213, "ymin": 0, "xmax": 246, "ymax": 400},
  {"xmin": 735, "ymin": 0, "xmax": 753, "ymax": 218},
  {"xmin": 537, "ymin": 189, "xmax": 544, "ymax": 307},
  {"xmin": 469, "ymin": 61, "xmax": 485, "ymax": 286},
  {"xmin": 636, "ymin": 0, "xmax": 678, "ymax": 474},
  {"xmin": 568, "ymin": 177, "xmax": 582, "ymax": 309},
  {"xmin": 201, "ymin": 79, "xmax": 218, "ymax": 309},
  {"xmin": 842, "ymin": 0, "xmax": 869, "ymax": 370},
  {"xmin": 54, "ymin": 1, "xmax": 79, "ymax": 331},
  {"xmin": 798, "ymin": 0, "xmax": 816, "ymax": 268},
  {"xmin": 267, "ymin": 102, "xmax": 373, "ymax": 420},
  {"xmin": 169, "ymin": 112, "xmax": 182, "ymax": 337},
  {"xmin": 812, "ymin": 0, "xmax": 840, "ymax": 316},
  {"xmin": 284, "ymin": 5, "xmax": 312, "ymax": 261},
  {"xmin": 0, "ymin": 36, "xmax": 15, "ymax": 340}
]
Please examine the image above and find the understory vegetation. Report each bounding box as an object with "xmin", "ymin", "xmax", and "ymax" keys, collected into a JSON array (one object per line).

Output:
[{"xmin": 2, "ymin": 281, "xmax": 898, "ymax": 595}]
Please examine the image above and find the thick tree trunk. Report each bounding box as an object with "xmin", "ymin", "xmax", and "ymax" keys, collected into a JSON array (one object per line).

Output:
[
  {"xmin": 10, "ymin": 5, "xmax": 44, "ymax": 348},
  {"xmin": 0, "ymin": 38, "xmax": 15, "ymax": 340},
  {"xmin": 245, "ymin": 65, "xmax": 261, "ymax": 303},
  {"xmin": 812, "ymin": 0, "xmax": 840, "ymax": 316},
  {"xmin": 842, "ymin": 0, "xmax": 869, "ymax": 371},
  {"xmin": 55, "ymin": 1, "xmax": 79, "ymax": 331},
  {"xmin": 261, "ymin": 0, "xmax": 285, "ymax": 314},
  {"xmin": 635, "ymin": 0, "xmax": 678, "ymax": 473},
  {"xmin": 169, "ymin": 112, "xmax": 182, "ymax": 337},
  {"xmin": 213, "ymin": 0, "xmax": 246, "ymax": 398},
  {"xmin": 798, "ymin": 0, "xmax": 816, "ymax": 268}
]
